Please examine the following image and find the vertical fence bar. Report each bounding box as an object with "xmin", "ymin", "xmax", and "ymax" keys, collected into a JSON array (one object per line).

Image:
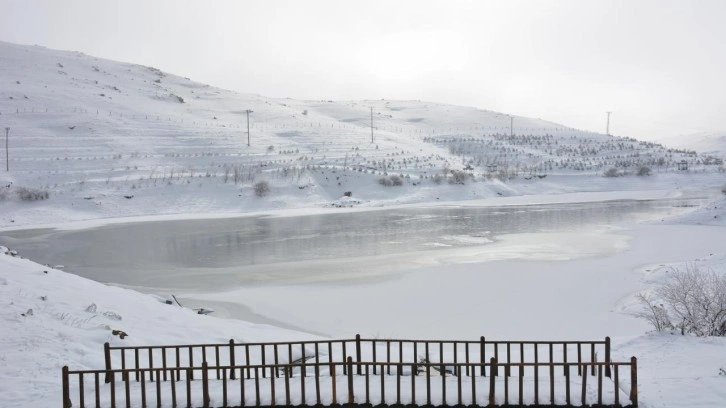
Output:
[
  {"xmin": 95, "ymin": 372, "xmax": 100, "ymax": 408},
  {"xmin": 149, "ymin": 349, "xmax": 154, "ymax": 382},
  {"xmin": 124, "ymin": 372, "xmax": 130, "ymax": 408},
  {"xmin": 441, "ymin": 362, "xmax": 446, "ymax": 406},
  {"xmin": 140, "ymin": 371, "xmax": 146, "ymax": 408},
  {"xmin": 489, "ymin": 358, "xmax": 496, "ymax": 406},
  {"xmin": 215, "ymin": 346, "xmax": 221, "ymax": 380},
  {"xmin": 411, "ymin": 362, "xmax": 416, "ymax": 405},
  {"xmin": 254, "ymin": 367, "xmax": 260, "ymax": 407},
  {"xmin": 365, "ymin": 364, "xmax": 370, "ymax": 405},
  {"xmin": 426, "ymin": 361, "xmax": 431, "ymax": 406},
  {"xmin": 110, "ymin": 371, "xmax": 116, "ymax": 408},
  {"xmin": 605, "ymin": 337, "xmax": 612, "ymax": 378},
  {"xmin": 285, "ymin": 364, "xmax": 291, "ymax": 406},
  {"xmin": 387, "ymin": 341, "xmax": 391, "ymax": 375},
  {"xmin": 591, "ymin": 343, "xmax": 596, "ymax": 376},
  {"xmin": 314, "ymin": 363, "xmax": 321, "ymax": 404},
  {"xmin": 598, "ymin": 363, "xmax": 603, "ymax": 405},
  {"xmin": 356, "ymin": 335, "xmax": 362, "ymax": 375},
  {"xmin": 397, "ymin": 363, "xmax": 401, "ymax": 405},
  {"xmin": 331, "ymin": 364, "xmax": 337, "ymax": 405},
  {"xmin": 484, "ymin": 336, "xmax": 496, "ymax": 377},
  {"xmin": 245, "ymin": 345, "xmax": 251, "ymax": 379},
  {"xmin": 262, "ymin": 345, "xmax": 267, "ymax": 379},
  {"xmin": 380, "ymin": 364, "xmax": 385, "ymax": 405},
  {"xmin": 62, "ymin": 366, "xmax": 71, "ymax": 408},
  {"xmin": 506, "ymin": 342, "xmax": 511, "ymax": 377},
  {"xmin": 104, "ymin": 343, "xmax": 112, "ymax": 383},
  {"xmin": 135, "ymin": 349, "xmax": 140, "ymax": 382},
  {"xmin": 581, "ymin": 363, "xmax": 587, "ymax": 406},
  {"xmin": 185, "ymin": 369, "xmax": 191, "ymax": 408},
  {"xmin": 270, "ymin": 366, "xmax": 276, "ymax": 407},
  {"xmin": 465, "ymin": 342, "xmax": 470, "ymax": 376},
  {"xmin": 565, "ymin": 364, "xmax": 570, "ymax": 406},
  {"xmin": 275, "ymin": 344, "xmax": 280, "ymax": 378},
  {"xmin": 373, "ymin": 341, "xmax": 378, "ymax": 375},
  {"xmin": 121, "ymin": 351, "xmax": 126, "ymax": 382},
  {"xmin": 630, "ymin": 357, "xmax": 638, "ymax": 407},
  {"xmin": 222, "ymin": 369, "xmax": 228, "ymax": 407},
  {"xmin": 577, "ymin": 342, "xmax": 582, "ymax": 376},
  {"xmin": 229, "ymin": 340, "xmax": 236, "ymax": 380},
  {"xmin": 202, "ymin": 362, "xmax": 210, "ymax": 408},
  {"xmin": 162, "ymin": 348, "xmax": 168, "ymax": 382},
  {"xmin": 156, "ymin": 370, "xmax": 162, "ymax": 408},
  {"xmin": 534, "ymin": 346, "xmax": 539, "ymax": 405},
  {"xmin": 240, "ymin": 367, "xmax": 245, "ymax": 406},
  {"xmin": 347, "ymin": 357, "xmax": 354, "ymax": 404},
  {"xmin": 170, "ymin": 370, "xmax": 177, "ymax": 408},
  {"xmin": 471, "ymin": 362, "xmax": 476, "ymax": 406}
]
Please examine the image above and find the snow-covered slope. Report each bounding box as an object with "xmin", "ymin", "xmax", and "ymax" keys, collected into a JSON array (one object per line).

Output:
[
  {"xmin": 661, "ymin": 131, "xmax": 726, "ymax": 156},
  {"xmin": 1, "ymin": 41, "xmax": 723, "ymax": 229}
]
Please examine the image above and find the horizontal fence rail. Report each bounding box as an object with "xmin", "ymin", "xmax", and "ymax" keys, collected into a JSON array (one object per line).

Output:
[{"xmin": 63, "ymin": 358, "xmax": 638, "ymax": 408}]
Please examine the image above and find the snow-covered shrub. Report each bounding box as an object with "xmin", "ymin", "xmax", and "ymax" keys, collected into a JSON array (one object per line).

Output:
[
  {"xmin": 636, "ymin": 265, "xmax": 726, "ymax": 336},
  {"xmin": 378, "ymin": 175, "xmax": 403, "ymax": 187},
  {"xmin": 636, "ymin": 166, "xmax": 652, "ymax": 176},
  {"xmin": 16, "ymin": 187, "xmax": 50, "ymax": 201},
  {"xmin": 722, "ymin": 184, "xmax": 726, "ymax": 195},
  {"xmin": 449, "ymin": 170, "xmax": 468, "ymax": 184},
  {"xmin": 253, "ymin": 181, "xmax": 270, "ymax": 197},
  {"xmin": 603, "ymin": 167, "xmax": 620, "ymax": 177},
  {"xmin": 432, "ymin": 174, "xmax": 443, "ymax": 185}
]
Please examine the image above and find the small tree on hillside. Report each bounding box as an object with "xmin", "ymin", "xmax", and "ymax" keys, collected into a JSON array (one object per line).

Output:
[{"xmin": 253, "ymin": 181, "xmax": 270, "ymax": 197}]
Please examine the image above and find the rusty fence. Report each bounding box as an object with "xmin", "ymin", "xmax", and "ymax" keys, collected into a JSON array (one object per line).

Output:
[
  {"xmin": 61, "ymin": 336, "xmax": 635, "ymax": 407},
  {"xmin": 102, "ymin": 336, "xmax": 612, "ymax": 382},
  {"xmin": 63, "ymin": 357, "xmax": 637, "ymax": 407}
]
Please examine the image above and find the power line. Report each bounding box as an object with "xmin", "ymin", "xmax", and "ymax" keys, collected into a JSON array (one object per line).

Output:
[
  {"xmin": 370, "ymin": 107, "xmax": 374, "ymax": 143},
  {"xmin": 606, "ymin": 111, "xmax": 612, "ymax": 136},
  {"xmin": 245, "ymin": 110, "xmax": 253, "ymax": 146}
]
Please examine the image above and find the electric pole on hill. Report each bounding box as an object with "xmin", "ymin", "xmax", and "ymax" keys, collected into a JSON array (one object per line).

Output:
[
  {"xmin": 245, "ymin": 109, "xmax": 253, "ymax": 146},
  {"xmin": 370, "ymin": 107, "xmax": 374, "ymax": 143},
  {"xmin": 4, "ymin": 128, "xmax": 8, "ymax": 172},
  {"xmin": 606, "ymin": 111, "xmax": 612, "ymax": 136}
]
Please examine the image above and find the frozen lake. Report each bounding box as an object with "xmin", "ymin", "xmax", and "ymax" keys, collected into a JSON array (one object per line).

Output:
[{"xmin": 1, "ymin": 194, "xmax": 722, "ymax": 338}]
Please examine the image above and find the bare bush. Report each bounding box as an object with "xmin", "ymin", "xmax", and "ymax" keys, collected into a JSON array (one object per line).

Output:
[
  {"xmin": 431, "ymin": 174, "xmax": 443, "ymax": 185},
  {"xmin": 636, "ymin": 166, "xmax": 652, "ymax": 176},
  {"xmin": 449, "ymin": 170, "xmax": 468, "ymax": 184},
  {"xmin": 603, "ymin": 167, "xmax": 620, "ymax": 177},
  {"xmin": 16, "ymin": 187, "xmax": 50, "ymax": 201},
  {"xmin": 378, "ymin": 175, "xmax": 403, "ymax": 186},
  {"xmin": 253, "ymin": 181, "xmax": 270, "ymax": 197},
  {"xmin": 636, "ymin": 265, "xmax": 726, "ymax": 336}
]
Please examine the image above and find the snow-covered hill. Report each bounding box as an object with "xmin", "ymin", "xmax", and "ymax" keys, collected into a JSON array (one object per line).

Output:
[{"xmin": 1, "ymin": 41, "xmax": 723, "ymax": 229}]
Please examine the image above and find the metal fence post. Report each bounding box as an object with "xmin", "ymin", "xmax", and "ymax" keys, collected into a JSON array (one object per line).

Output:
[
  {"xmin": 104, "ymin": 342, "xmax": 112, "ymax": 383},
  {"xmin": 62, "ymin": 366, "xmax": 72, "ymax": 408},
  {"xmin": 630, "ymin": 357, "xmax": 638, "ymax": 407},
  {"xmin": 229, "ymin": 339, "xmax": 236, "ymax": 380}
]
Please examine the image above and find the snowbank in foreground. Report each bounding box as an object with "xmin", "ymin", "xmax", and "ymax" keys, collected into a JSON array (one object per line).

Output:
[{"xmin": 0, "ymin": 246, "xmax": 319, "ymax": 407}]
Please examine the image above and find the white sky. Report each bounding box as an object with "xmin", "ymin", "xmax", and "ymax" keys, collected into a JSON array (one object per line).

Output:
[{"xmin": 1, "ymin": 0, "xmax": 725, "ymax": 142}]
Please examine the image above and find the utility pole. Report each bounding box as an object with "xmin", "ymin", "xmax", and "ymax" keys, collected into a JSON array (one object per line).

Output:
[
  {"xmin": 510, "ymin": 116, "xmax": 514, "ymax": 137},
  {"xmin": 606, "ymin": 111, "xmax": 612, "ymax": 136},
  {"xmin": 4, "ymin": 128, "xmax": 8, "ymax": 172},
  {"xmin": 370, "ymin": 106, "xmax": 374, "ymax": 143},
  {"xmin": 245, "ymin": 110, "xmax": 253, "ymax": 146}
]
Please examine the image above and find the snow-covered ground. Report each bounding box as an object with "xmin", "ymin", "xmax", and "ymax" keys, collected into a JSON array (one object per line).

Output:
[{"xmin": 1, "ymin": 41, "xmax": 725, "ymax": 407}]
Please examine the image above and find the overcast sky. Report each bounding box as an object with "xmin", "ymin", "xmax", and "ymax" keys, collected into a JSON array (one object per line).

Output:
[{"xmin": 1, "ymin": 0, "xmax": 725, "ymax": 142}]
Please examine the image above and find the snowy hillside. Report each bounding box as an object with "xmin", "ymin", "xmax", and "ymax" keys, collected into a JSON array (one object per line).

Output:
[
  {"xmin": 1, "ymin": 41, "xmax": 723, "ymax": 228},
  {"xmin": 661, "ymin": 131, "xmax": 726, "ymax": 156}
]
